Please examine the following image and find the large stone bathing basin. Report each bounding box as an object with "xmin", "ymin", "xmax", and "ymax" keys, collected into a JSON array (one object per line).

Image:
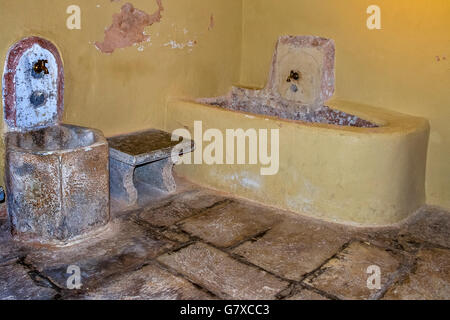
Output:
[{"xmin": 165, "ymin": 36, "xmax": 430, "ymax": 226}]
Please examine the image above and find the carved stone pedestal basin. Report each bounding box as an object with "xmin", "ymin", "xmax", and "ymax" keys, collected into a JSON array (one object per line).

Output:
[
  {"xmin": 5, "ymin": 125, "xmax": 109, "ymax": 244},
  {"xmin": 2, "ymin": 37, "xmax": 110, "ymax": 245}
]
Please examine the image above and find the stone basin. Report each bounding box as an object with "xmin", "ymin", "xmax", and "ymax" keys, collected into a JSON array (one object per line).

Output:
[
  {"xmin": 5, "ymin": 124, "xmax": 110, "ymax": 245},
  {"xmin": 166, "ymin": 36, "xmax": 430, "ymax": 226}
]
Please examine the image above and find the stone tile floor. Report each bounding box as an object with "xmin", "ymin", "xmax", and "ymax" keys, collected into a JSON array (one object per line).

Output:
[{"xmin": 0, "ymin": 178, "xmax": 449, "ymax": 300}]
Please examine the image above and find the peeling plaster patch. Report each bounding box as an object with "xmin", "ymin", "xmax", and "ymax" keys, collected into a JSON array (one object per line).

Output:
[
  {"xmin": 208, "ymin": 14, "xmax": 215, "ymax": 31},
  {"xmin": 163, "ymin": 40, "xmax": 197, "ymax": 50},
  {"xmin": 95, "ymin": 1, "xmax": 164, "ymax": 54}
]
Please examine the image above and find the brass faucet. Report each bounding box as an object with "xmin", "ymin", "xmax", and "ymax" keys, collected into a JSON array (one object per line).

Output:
[
  {"xmin": 286, "ymin": 70, "xmax": 300, "ymax": 82},
  {"xmin": 33, "ymin": 60, "xmax": 49, "ymax": 75}
]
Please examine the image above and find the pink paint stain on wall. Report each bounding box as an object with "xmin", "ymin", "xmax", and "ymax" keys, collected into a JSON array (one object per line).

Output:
[{"xmin": 96, "ymin": 1, "xmax": 164, "ymax": 54}]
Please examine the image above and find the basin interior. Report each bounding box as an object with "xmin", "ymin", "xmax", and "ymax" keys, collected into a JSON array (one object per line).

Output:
[
  {"xmin": 207, "ymin": 96, "xmax": 379, "ymax": 128},
  {"xmin": 7, "ymin": 124, "xmax": 97, "ymax": 152},
  {"xmin": 198, "ymin": 36, "xmax": 378, "ymax": 128}
]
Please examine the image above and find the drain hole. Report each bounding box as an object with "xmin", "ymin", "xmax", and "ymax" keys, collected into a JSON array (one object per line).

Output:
[{"xmin": 30, "ymin": 91, "xmax": 47, "ymax": 108}]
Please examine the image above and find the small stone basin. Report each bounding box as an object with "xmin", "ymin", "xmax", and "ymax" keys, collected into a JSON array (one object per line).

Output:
[
  {"xmin": 6, "ymin": 124, "xmax": 99, "ymax": 153},
  {"xmin": 5, "ymin": 124, "xmax": 110, "ymax": 244}
]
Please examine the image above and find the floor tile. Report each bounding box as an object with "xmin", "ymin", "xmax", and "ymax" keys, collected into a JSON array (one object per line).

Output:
[
  {"xmin": 383, "ymin": 247, "xmax": 450, "ymax": 300},
  {"xmin": 286, "ymin": 288, "xmax": 329, "ymax": 300},
  {"xmin": 399, "ymin": 207, "xmax": 450, "ymax": 249},
  {"xmin": 25, "ymin": 217, "xmax": 174, "ymax": 290},
  {"xmin": 158, "ymin": 242, "xmax": 288, "ymax": 300},
  {"xmin": 180, "ymin": 200, "xmax": 281, "ymax": 247},
  {"xmin": 78, "ymin": 262, "xmax": 213, "ymax": 300},
  {"xmin": 139, "ymin": 190, "xmax": 227, "ymax": 227},
  {"xmin": 305, "ymin": 242, "xmax": 404, "ymax": 300},
  {"xmin": 0, "ymin": 262, "xmax": 57, "ymax": 300},
  {"xmin": 233, "ymin": 218, "xmax": 351, "ymax": 280}
]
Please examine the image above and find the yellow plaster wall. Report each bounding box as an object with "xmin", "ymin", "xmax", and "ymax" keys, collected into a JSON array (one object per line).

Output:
[
  {"xmin": 1, "ymin": 0, "xmax": 448, "ymax": 214},
  {"xmin": 0, "ymin": 0, "xmax": 243, "ymax": 184},
  {"xmin": 240, "ymin": 0, "xmax": 450, "ymax": 209}
]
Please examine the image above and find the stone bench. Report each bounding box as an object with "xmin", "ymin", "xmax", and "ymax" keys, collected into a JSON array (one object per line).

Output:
[{"xmin": 108, "ymin": 129, "xmax": 194, "ymax": 206}]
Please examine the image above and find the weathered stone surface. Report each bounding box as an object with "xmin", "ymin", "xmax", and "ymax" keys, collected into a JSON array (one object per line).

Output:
[
  {"xmin": 5, "ymin": 124, "xmax": 110, "ymax": 245},
  {"xmin": 3, "ymin": 37, "xmax": 64, "ymax": 131},
  {"xmin": 59, "ymin": 141, "xmax": 110, "ymax": 239},
  {"xmin": 233, "ymin": 218, "xmax": 351, "ymax": 280},
  {"xmin": 0, "ymin": 262, "xmax": 57, "ymax": 300},
  {"xmin": 269, "ymin": 36, "xmax": 335, "ymax": 106},
  {"xmin": 0, "ymin": 205, "xmax": 6, "ymax": 219},
  {"xmin": 305, "ymin": 242, "xmax": 404, "ymax": 300},
  {"xmin": 399, "ymin": 207, "xmax": 450, "ymax": 249},
  {"xmin": 24, "ymin": 217, "xmax": 174, "ymax": 290},
  {"xmin": 180, "ymin": 200, "xmax": 281, "ymax": 247},
  {"xmin": 78, "ymin": 263, "xmax": 213, "ymax": 300},
  {"xmin": 0, "ymin": 238, "xmax": 25, "ymax": 265},
  {"xmin": 108, "ymin": 129, "xmax": 193, "ymax": 165},
  {"xmin": 135, "ymin": 157, "xmax": 177, "ymax": 193},
  {"xmin": 0, "ymin": 213, "xmax": 9, "ymax": 238},
  {"xmin": 161, "ymin": 226, "xmax": 191, "ymax": 244},
  {"xmin": 108, "ymin": 129, "xmax": 194, "ymax": 205},
  {"xmin": 197, "ymin": 36, "xmax": 376, "ymax": 128},
  {"xmin": 110, "ymin": 157, "xmax": 139, "ymax": 205},
  {"xmin": 1, "ymin": 171, "xmax": 449, "ymax": 302},
  {"xmin": 354, "ymin": 226, "xmax": 404, "ymax": 252},
  {"xmin": 287, "ymin": 288, "xmax": 329, "ymax": 300},
  {"xmin": 0, "ymin": 210, "xmax": 28, "ymax": 264},
  {"xmin": 158, "ymin": 243, "xmax": 288, "ymax": 299},
  {"xmin": 138, "ymin": 190, "xmax": 227, "ymax": 227},
  {"xmin": 383, "ymin": 248, "xmax": 450, "ymax": 300}
]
